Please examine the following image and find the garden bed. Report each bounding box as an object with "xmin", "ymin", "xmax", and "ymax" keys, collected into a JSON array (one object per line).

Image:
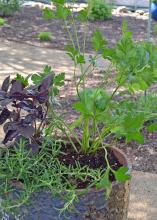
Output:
[{"xmin": 0, "ymin": 5, "xmax": 156, "ymax": 51}]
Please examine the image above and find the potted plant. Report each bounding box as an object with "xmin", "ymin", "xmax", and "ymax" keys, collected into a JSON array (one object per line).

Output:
[
  {"xmin": 1, "ymin": 2, "xmax": 157, "ymax": 220},
  {"xmin": 151, "ymin": 0, "xmax": 157, "ymax": 20}
]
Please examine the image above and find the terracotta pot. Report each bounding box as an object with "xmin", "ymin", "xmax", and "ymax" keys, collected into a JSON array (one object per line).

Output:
[{"xmin": 0, "ymin": 146, "xmax": 131, "ymax": 220}]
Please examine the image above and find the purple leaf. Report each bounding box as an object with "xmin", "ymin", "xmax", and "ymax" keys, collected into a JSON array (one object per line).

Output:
[
  {"xmin": 3, "ymin": 130, "xmax": 18, "ymax": 144},
  {"xmin": 1, "ymin": 76, "xmax": 10, "ymax": 92},
  {"xmin": 3, "ymin": 122, "xmax": 16, "ymax": 133},
  {"xmin": 23, "ymin": 114, "xmax": 35, "ymax": 124},
  {"xmin": 10, "ymin": 110, "xmax": 19, "ymax": 121},
  {"xmin": 10, "ymin": 80, "xmax": 23, "ymax": 96},
  {"xmin": 25, "ymin": 143, "xmax": 39, "ymax": 154},
  {"xmin": 0, "ymin": 108, "xmax": 11, "ymax": 125},
  {"xmin": 0, "ymin": 91, "xmax": 11, "ymax": 106},
  {"xmin": 36, "ymin": 106, "xmax": 44, "ymax": 120},
  {"xmin": 23, "ymin": 85, "xmax": 38, "ymax": 97},
  {"xmin": 38, "ymin": 74, "xmax": 53, "ymax": 93},
  {"xmin": 0, "ymin": 91, "xmax": 6, "ymax": 100},
  {"xmin": 11, "ymin": 92, "xmax": 25, "ymax": 100},
  {"xmin": 0, "ymin": 98, "xmax": 12, "ymax": 106},
  {"xmin": 37, "ymin": 91, "xmax": 49, "ymax": 104},
  {"xmin": 17, "ymin": 125, "xmax": 35, "ymax": 138},
  {"xmin": 17, "ymin": 100, "xmax": 34, "ymax": 111}
]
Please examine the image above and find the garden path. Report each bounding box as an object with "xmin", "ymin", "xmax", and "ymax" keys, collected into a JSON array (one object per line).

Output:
[{"xmin": 0, "ymin": 40, "xmax": 157, "ymax": 220}]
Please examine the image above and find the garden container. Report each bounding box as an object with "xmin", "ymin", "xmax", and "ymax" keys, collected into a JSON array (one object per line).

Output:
[
  {"xmin": 151, "ymin": 2, "xmax": 157, "ymax": 21},
  {"xmin": 0, "ymin": 147, "xmax": 131, "ymax": 220}
]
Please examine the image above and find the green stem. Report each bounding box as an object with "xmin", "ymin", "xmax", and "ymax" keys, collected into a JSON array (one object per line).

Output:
[{"xmin": 64, "ymin": 19, "xmax": 76, "ymax": 49}]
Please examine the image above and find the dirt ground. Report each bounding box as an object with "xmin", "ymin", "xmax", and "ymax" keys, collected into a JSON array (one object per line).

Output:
[
  {"xmin": 0, "ymin": 6, "xmax": 157, "ymax": 51},
  {"xmin": 0, "ymin": 6, "xmax": 157, "ymax": 174}
]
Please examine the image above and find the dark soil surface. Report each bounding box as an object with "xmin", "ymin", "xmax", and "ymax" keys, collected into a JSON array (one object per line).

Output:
[
  {"xmin": 59, "ymin": 143, "xmax": 122, "ymax": 188},
  {"xmin": 0, "ymin": 6, "xmax": 157, "ymax": 51},
  {"xmin": 0, "ymin": 5, "xmax": 156, "ymax": 174}
]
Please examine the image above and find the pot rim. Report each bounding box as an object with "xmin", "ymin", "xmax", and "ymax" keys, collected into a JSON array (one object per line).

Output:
[
  {"xmin": 57, "ymin": 137, "xmax": 131, "ymax": 193},
  {"xmin": 73, "ymin": 145, "xmax": 131, "ymax": 194}
]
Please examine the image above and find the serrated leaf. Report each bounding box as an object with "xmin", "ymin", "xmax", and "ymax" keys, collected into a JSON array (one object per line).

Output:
[
  {"xmin": 43, "ymin": 8, "xmax": 55, "ymax": 19},
  {"xmin": 126, "ymin": 131, "xmax": 144, "ymax": 144},
  {"xmin": 56, "ymin": 5, "xmax": 71, "ymax": 20},
  {"xmin": 52, "ymin": 0, "xmax": 65, "ymax": 5},
  {"xmin": 147, "ymin": 122, "xmax": 157, "ymax": 132},
  {"xmin": 122, "ymin": 20, "xmax": 128, "ymax": 33},
  {"xmin": 53, "ymin": 87, "xmax": 59, "ymax": 96},
  {"xmin": 114, "ymin": 166, "xmax": 131, "ymax": 183},
  {"xmin": 76, "ymin": 54, "xmax": 85, "ymax": 64},
  {"xmin": 92, "ymin": 30, "xmax": 106, "ymax": 51},
  {"xmin": 124, "ymin": 113, "xmax": 144, "ymax": 131},
  {"xmin": 77, "ymin": 8, "xmax": 88, "ymax": 22},
  {"xmin": 31, "ymin": 65, "xmax": 53, "ymax": 85},
  {"xmin": 54, "ymin": 72, "xmax": 65, "ymax": 86},
  {"xmin": 73, "ymin": 102, "xmax": 88, "ymax": 115},
  {"xmin": 15, "ymin": 74, "xmax": 29, "ymax": 87},
  {"xmin": 65, "ymin": 45, "xmax": 78, "ymax": 62}
]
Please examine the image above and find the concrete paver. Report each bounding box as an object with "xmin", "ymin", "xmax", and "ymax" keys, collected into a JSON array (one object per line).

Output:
[{"xmin": 128, "ymin": 171, "xmax": 157, "ymax": 220}]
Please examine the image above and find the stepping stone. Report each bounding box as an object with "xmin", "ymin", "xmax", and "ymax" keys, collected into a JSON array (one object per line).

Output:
[{"xmin": 128, "ymin": 171, "xmax": 157, "ymax": 220}]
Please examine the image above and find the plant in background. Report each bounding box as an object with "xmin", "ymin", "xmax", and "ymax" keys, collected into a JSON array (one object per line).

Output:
[
  {"xmin": 38, "ymin": 31, "xmax": 53, "ymax": 41},
  {"xmin": 0, "ymin": 0, "xmax": 20, "ymax": 17},
  {"xmin": 0, "ymin": 17, "xmax": 5, "ymax": 25},
  {"xmin": 88, "ymin": 0, "xmax": 112, "ymax": 21}
]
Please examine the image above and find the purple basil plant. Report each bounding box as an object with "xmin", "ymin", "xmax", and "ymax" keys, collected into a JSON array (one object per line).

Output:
[{"xmin": 0, "ymin": 73, "xmax": 54, "ymax": 153}]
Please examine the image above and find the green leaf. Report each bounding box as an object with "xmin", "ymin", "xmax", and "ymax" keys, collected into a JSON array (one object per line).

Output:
[
  {"xmin": 124, "ymin": 113, "xmax": 144, "ymax": 131},
  {"xmin": 114, "ymin": 166, "xmax": 131, "ymax": 183},
  {"xmin": 31, "ymin": 65, "xmax": 53, "ymax": 85},
  {"xmin": 92, "ymin": 30, "xmax": 106, "ymax": 51},
  {"xmin": 126, "ymin": 131, "xmax": 144, "ymax": 144},
  {"xmin": 54, "ymin": 72, "xmax": 65, "ymax": 86},
  {"xmin": 15, "ymin": 74, "xmax": 29, "ymax": 87},
  {"xmin": 52, "ymin": 0, "xmax": 65, "ymax": 5},
  {"xmin": 122, "ymin": 20, "xmax": 128, "ymax": 33},
  {"xmin": 77, "ymin": 8, "xmax": 88, "ymax": 22},
  {"xmin": 65, "ymin": 45, "xmax": 78, "ymax": 62},
  {"xmin": 103, "ymin": 47, "xmax": 115, "ymax": 60},
  {"xmin": 96, "ymin": 168, "xmax": 112, "ymax": 198},
  {"xmin": 53, "ymin": 87, "xmax": 59, "ymax": 96},
  {"xmin": 56, "ymin": 5, "xmax": 71, "ymax": 20},
  {"xmin": 76, "ymin": 54, "xmax": 85, "ymax": 64},
  {"xmin": 147, "ymin": 122, "xmax": 157, "ymax": 132},
  {"xmin": 73, "ymin": 102, "xmax": 89, "ymax": 115},
  {"xmin": 42, "ymin": 8, "xmax": 54, "ymax": 19}
]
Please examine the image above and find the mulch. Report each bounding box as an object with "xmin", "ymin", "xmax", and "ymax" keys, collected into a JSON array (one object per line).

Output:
[{"xmin": 0, "ymin": 6, "xmax": 157, "ymax": 51}]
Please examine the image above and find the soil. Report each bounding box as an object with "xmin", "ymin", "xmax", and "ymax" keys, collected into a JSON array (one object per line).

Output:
[
  {"xmin": 59, "ymin": 142, "xmax": 122, "ymax": 188},
  {"xmin": 0, "ymin": 6, "xmax": 157, "ymax": 51}
]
